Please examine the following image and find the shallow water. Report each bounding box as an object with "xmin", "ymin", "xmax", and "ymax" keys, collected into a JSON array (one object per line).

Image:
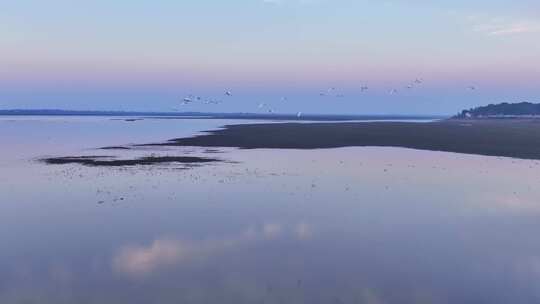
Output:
[{"xmin": 1, "ymin": 116, "xmax": 540, "ymax": 303}]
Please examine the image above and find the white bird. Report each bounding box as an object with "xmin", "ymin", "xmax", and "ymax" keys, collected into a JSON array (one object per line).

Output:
[
  {"xmin": 225, "ymin": 91, "xmax": 232, "ymax": 96},
  {"xmin": 360, "ymin": 86, "xmax": 369, "ymax": 92},
  {"xmin": 389, "ymin": 89, "xmax": 398, "ymax": 95},
  {"xmin": 297, "ymin": 112, "xmax": 302, "ymax": 118},
  {"xmin": 204, "ymin": 99, "xmax": 220, "ymax": 105},
  {"xmin": 414, "ymin": 78, "xmax": 423, "ymax": 84},
  {"xmin": 258, "ymin": 103, "xmax": 267, "ymax": 109}
]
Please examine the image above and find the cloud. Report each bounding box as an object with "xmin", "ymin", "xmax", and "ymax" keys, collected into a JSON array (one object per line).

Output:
[
  {"xmin": 487, "ymin": 22, "xmax": 540, "ymax": 36},
  {"xmin": 468, "ymin": 15, "xmax": 540, "ymax": 36}
]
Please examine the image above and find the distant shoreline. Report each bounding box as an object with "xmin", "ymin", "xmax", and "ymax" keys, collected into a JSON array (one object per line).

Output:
[
  {"xmin": 0, "ymin": 109, "xmax": 445, "ymax": 122},
  {"xmin": 143, "ymin": 119, "xmax": 540, "ymax": 160}
]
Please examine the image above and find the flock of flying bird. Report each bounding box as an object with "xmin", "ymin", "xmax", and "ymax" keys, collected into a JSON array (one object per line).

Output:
[{"xmin": 175, "ymin": 79, "xmax": 478, "ymax": 117}]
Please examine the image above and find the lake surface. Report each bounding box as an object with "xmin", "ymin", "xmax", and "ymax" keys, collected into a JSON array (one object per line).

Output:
[{"xmin": 1, "ymin": 116, "xmax": 540, "ymax": 303}]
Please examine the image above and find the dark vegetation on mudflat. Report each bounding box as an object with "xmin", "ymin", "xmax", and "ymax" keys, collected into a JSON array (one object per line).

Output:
[
  {"xmin": 100, "ymin": 146, "xmax": 131, "ymax": 150},
  {"xmin": 146, "ymin": 119, "xmax": 540, "ymax": 160},
  {"xmin": 42, "ymin": 156, "xmax": 221, "ymax": 167}
]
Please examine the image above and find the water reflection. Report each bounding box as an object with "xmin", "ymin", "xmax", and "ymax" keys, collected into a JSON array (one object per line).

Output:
[
  {"xmin": 2, "ymin": 117, "xmax": 540, "ymax": 303},
  {"xmin": 113, "ymin": 222, "xmax": 313, "ymax": 278}
]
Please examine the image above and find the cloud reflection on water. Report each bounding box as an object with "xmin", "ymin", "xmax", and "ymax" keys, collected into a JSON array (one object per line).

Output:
[{"xmin": 113, "ymin": 222, "xmax": 313, "ymax": 277}]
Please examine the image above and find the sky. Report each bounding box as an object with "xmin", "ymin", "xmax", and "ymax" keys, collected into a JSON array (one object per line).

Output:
[{"xmin": 1, "ymin": 0, "xmax": 539, "ymax": 115}]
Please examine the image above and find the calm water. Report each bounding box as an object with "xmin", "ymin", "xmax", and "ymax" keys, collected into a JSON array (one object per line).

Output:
[{"xmin": 1, "ymin": 116, "xmax": 540, "ymax": 303}]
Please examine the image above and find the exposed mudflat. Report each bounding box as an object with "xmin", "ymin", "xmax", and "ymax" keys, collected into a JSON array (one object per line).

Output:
[{"xmin": 144, "ymin": 119, "xmax": 540, "ymax": 160}]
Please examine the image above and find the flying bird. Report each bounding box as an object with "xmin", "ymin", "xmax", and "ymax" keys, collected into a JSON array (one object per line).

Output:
[
  {"xmin": 181, "ymin": 97, "xmax": 193, "ymax": 105},
  {"xmin": 204, "ymin": 99, "xmax": 220, "ymax": 105},
  {"xmin": 225, "ymin": 91, "xmax": 232, "ymax": 96}
]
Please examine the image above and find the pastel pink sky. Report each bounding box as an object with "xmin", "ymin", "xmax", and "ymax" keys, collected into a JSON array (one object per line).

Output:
[{"xmin": 1, "ymin": 0, "xmax": 539, "ymax": 114}]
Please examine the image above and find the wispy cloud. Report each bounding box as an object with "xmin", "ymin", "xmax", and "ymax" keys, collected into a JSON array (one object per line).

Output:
[
  {"xmin": 487, "ymin": 22, "xmax": 540, "ymax": 36},
  {"xmin": 468, "ymin": 15, "xmax": 540, "ymax": 36}
]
